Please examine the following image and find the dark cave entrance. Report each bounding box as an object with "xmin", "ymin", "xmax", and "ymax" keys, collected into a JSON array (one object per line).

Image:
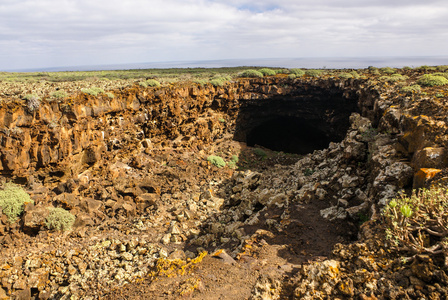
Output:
[
  {"xmin": 246, "ymin": 116, "xmax": 333, "ymax": 155},
  {"xmin": 233, "ymin": 85, "xmax": 359, "ymax": 155}
]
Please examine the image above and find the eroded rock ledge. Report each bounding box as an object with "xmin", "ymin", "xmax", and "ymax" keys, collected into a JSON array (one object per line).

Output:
[{"xmin": 1, "ymin": 75, "xmax": 448, "ymax": 299}]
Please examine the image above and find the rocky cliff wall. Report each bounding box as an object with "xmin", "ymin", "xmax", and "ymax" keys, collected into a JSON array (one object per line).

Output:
[{"xmin": 0, "ymin": 77, "xmax": 373, "ymax": 177}]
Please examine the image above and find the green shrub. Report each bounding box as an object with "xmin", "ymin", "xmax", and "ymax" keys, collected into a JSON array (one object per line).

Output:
[
  {"xmin": 145, "ymin": 79, "xmax": 161, "ymax": 87},
  {"xmin": 253, "ymin": 148, "xmax": 267, "ymax": 157},
  {"xmin": 194, "ymin": 79, "xmax": 208, "ymax": 86},
  {"xmin": 305, "ymin": 69, "xmax": 322, "ymax": 77},
  {"xmin": 417, "ymin": 65, "xmax": 437, "ymax": 71},
  {"xmin": 209, "ymin": 76, "xmax": 230, "ymax": 87},
  {"xmin": 436, "ymin": 65, "xmax": 448, "ymax": 72},
  {"xmin": 50, "ymin": 90, "xmax": 68, "ymax": 99},
  {"xmin": 350, "ymin": 71, "xmax": 360, "ymax": 79},
  {"xmin": 288, "ymin": 74, "xmax": 297, "ymax": 79},
  {"xmin": 259, "ymin": 68, "xmax": 276, "ymax": 76},
  {"xmin": 139, "ymin": 81, "xmax": 148, "ymax": 87},
  {"xmin": 380, "ymin": 74, "xmax": 408, "ymax": 82},
  {"xmin": 401, "ymin": 84, "xmax": 421, "ymax": 94},
  {"xmin": 239, "ymin": 70, "xmax": 264, "ymax": 78},
  {"xmin": 417, "ymin": 74, "xmax": 448, "ymax": 87},
  {"xmin": 45, "ymin": 207, "xmax": 75, "ymax": 231},
  {"xmin": 228, "ymin": 154, "xmax": 239, "ymax": 169},
  {"xmin": 0, "ymin": 182, "xmax": 33, "ymax": 222},
  {"xmin": 289, "ymin": 69, "xmax": 305, "ymax": 76},
  {"xmin": 105, "ymin": 92, "xmax": 115, "ymax": 99},
  {"xmin": 432, "ymin": 72, "xmax": 448, "ymax": 79},
  {"xmin": 207, "ymin": 155, "xmax": 226, "ymax": 168},
  {"xmin": 380, "ymin": 67, "xmax": 396, "ymax": 74},
  {"xmin": 339, "ymin": 72, "xmax": 353, "ymax": 79},
  {"xmin": 383, "ymin": 187, "xmax": 448, "ymax": 261},
  {"xmin": 81, "ymin": 87, "xmax": 105, "ymax": 96},
  {"xmin": 274, "ymin": 69, "xmax": 289, "ymax": 74}
]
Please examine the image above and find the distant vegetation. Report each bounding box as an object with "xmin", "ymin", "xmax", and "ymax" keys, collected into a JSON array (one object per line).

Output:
[{"xmin": 1, "ymin": 64, "xmax": 448, "ymax": 102}]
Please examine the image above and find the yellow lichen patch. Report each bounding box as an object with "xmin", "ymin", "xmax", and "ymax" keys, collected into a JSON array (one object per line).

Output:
[
  {"xmin": 178, "ymin": 277, "xmax": 203, "ymax": 296},
  {"xmin": 152, "ymin": 251, "xmax": 207, "ymax": 278}
]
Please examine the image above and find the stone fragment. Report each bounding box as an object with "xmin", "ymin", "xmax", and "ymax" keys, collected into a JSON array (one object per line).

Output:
[
  {"xmin": 211, "ymin": 249, "xmax": 236, "ymax": 265},
  {"xmin": 320, "ymin": 206, "xmax": 347, "ymax": 221},
  {"xmin": 412, "ymin": 147, "xmax": 448, "ymax": 169},
  {"xmin": 23, "ymin": 204, "xmax": 49, "ymax": 231}
]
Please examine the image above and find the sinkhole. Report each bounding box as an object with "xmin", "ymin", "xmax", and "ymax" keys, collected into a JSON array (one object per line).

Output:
[{"xmin": 234, "ymin": 85, "xmax": 359, "ymax": 154}]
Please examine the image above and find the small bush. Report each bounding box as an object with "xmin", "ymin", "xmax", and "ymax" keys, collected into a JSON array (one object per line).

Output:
[
  {"xmin": 24, "ymin": 94, "xmax": 40, "ymax": 111},
  {"xmin": 288, "ymin": 74, "xmax": 297, "ymax": 79},
  {"xmin": 145, "ymin": 79, "xmax": 161, "ymax": 87},
  {"xmin": 380, "ymin": 67, "xmax": 396, "ymax": 74},
  {"xmin": 50, "ymin": 90, "xmax": 67, "ymax": 99},
  {"xmin": 0, "ymin": 182, "xmax": 33, "ymax": 222},
  {"xmin": 289, "ymin": 69, "xmax": 305, "ymax": 76},
  {"xmin": 207, "ymin": 155, "xmax": 226, "ymax": 168},
  {"xmin": 253, "ymin": 148, "xmax": 267, "ymax": 157},
  {"xmin": 417, "ymin": 74, "xmax": 448, "ymax": 87},
  {"xmin": 436, "ymin": 65, "xmax": 448, "ymax": 72},
  {"xmin": 401, "ymin": 84, "xmax": 421, "ymax": 94},
  {"xmin": 194, "ymin": 79, "xmax": 208, "ymax": 86},
  {"xmin": 339, "ymin": 72, "xmax": 353, "ymax": 79},
  {"xmin": 209, "ymin": 76, "xmax": 230, "ymax": 87},
  {"xmin": 105, "ymin": 92, "xmax": 115, "ymax": 99},
  {"xmin": 45, "ymin": 207, "xmax": 75, "ymax": 231},
  {"xmin": 380, "ymin": 74, "xmax": 408, "ymax": 82},
  {"xmin": 239, "ymin": 70, "xmax": 264, "ymax": 78},
  {"xmin": 383, "ymin": 187, "xmax": 448, "ymax": 261},
  {"xmin": 305, "ymin": 69, "xmax": 322, "ymax": 77},
  {"xmin": 81, "ymin": 87, "xmax": 105, "ymax": 96},
  {"xmin": 432, "ymin": 72, "xmax": 448, "ymax": 79},
  {"xmin": 228, "ymin": 155, "xmax": 239, "ymax": 169},
  {"xmin": 417, "ymin": 65, "xmax": 437, "ymax": 71},
  {"xmin": 350, "ymin": 71, "xmax": 360, "ymax": 79},
  {"xmin": 274, "ymin": 69, "xmax": 289, "ymax": 74},
  {"xmin": 259, "ymin": 68, "xmax": 276, "ymax": 76}
]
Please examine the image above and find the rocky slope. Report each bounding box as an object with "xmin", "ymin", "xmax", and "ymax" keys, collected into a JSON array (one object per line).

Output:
[{"xmin": 0, "ymin": 72, "xmax": 448, "ymax": 299}]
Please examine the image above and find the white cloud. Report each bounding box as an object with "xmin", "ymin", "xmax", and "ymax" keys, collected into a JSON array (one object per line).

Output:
[{"xmin": 0, "ymin": 0, "xmax": 447, "ymax": 70}]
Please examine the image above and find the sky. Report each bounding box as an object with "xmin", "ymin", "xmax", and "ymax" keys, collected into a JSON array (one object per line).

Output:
[{"xmin": 0, "ymin": 0, "xmax": 447, "ymax": 71}]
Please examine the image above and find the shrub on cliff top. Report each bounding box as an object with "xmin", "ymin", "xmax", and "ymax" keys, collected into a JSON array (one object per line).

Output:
[
  {"xmin": 209, "ymin": 75, "xmax": 231, "ymax": 87},
  {"xmin": 81, "ymin": 87, "xmax": 105, "ymax": 96},
  {"xmin": 45, "ymin": 207, "xmax": 75, "ymax": 231},
  {"xmin": 23, "ymin": 94, "xmax": 40, "ymax": 112},
  {"xmin": 305, "ymin": 69, "xmax": 322, "ymax": 77},
  {"xmin": 289, "ymin": 69, "xmax": 305, "ymax": 76},
  {"xmin": 259, "ymin": 68, "xmax": 276, "ymax": 76},
  {"xmin": 145, "ymin": 79, "xmax": 161, "ymax": 87},
  {"xmin": 0, "ymin": 182, "xmax": 33, "ymax": 223},
  {"xmin": 383, "ymin": 186, "xmax": 448, "ymax": 262},
  {"xmin": 380, "ymin": 67, "xmax": 396, "ymax": 74},
  {"xmin": 50, "ymin": 90, "xmax": 68, "ymax": 99},
  {"xmin": 401, "ymin": 84, "xmax": 421, "ymax": 94},
  {"xmin": 417, "ymin": 74, "xmax": 448, "ymax": 87},
  {"xmin": 239, "ymin": 70, "xmax": 264, "ymax": 78}
]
